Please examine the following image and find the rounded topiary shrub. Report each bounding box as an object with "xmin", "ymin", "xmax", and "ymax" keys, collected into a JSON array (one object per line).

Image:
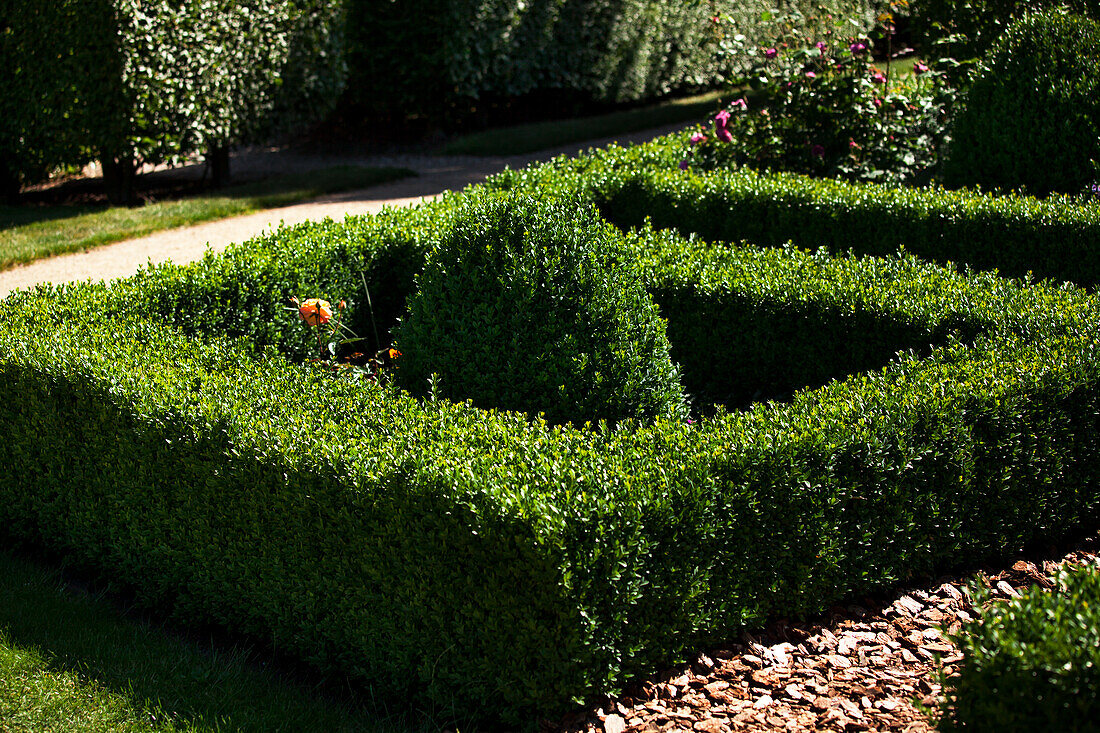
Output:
[
  {"xmin": 393, "ymin": 195, "xmax": 688, "ymax": 426},
  {"xmin": 937, "ymin": 565, "xmax": 1100, "ymax": 732},
  {"xmin": 941, "ymin": 10, "xmax": 1100, "ymax": 196}
]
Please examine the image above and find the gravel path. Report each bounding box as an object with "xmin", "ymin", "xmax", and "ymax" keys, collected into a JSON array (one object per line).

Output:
[{"xmin": 0, "ymin": 124, "xmax": 686, "ymax": 298}]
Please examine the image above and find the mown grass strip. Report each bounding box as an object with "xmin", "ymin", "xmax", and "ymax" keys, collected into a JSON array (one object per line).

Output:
[
  {"xmin": 0, "ymin": 549, "xmax": 426, "ymax": 733},
  {"xmin": 439, "ymin": 90, "xmax": 729, "ymax": 156},
  {"xmin": 0, "ymin": 165, "xmax": 413, "ymax": 272}
]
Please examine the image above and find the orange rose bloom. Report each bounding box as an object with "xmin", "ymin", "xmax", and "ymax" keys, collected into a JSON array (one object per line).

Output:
[{"xmin": 298, "ymin": 298, "xmax": 333, "ymax": 327}]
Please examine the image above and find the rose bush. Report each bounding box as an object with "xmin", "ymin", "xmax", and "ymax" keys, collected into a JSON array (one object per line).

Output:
[
  {"xmin": 297, "ymin": 297, "xmax": 334, "ymax": 327},
  {"xmin": 685, "ymin": 6, "xmax": 957, "ymax": 185}
]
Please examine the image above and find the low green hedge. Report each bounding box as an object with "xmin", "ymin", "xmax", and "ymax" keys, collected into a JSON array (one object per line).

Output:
[
  {"xmin": 938, "ymin": 565, "xmax": 1100, "ymax": 731},
  {"xmin": 1, "ymin": 177, "xmax": 1099, "ymax": 725},
  {"xmin": 490, "ymin": 137, "xmax": 1100, "ymax": 287}
]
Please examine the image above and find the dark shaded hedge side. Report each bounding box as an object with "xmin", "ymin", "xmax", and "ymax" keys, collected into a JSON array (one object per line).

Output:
[
  {"xmin": 342, "ymin": 0, "xmax": 879, "ymax": 118},
  {"xmin": 490, "ymin": 137, "xmax": 1100, "ymax": 287},
  {"xmin": 0, "ymin": 0, "xmax": 123, "ymax": 195},
  {"xmin": 2, "ymin": 182, "xmax": 1099, "ymax": 724}
]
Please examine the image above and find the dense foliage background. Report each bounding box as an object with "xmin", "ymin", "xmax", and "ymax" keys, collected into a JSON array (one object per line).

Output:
[
  {"xmin": 343, "ymin": 0, "xmax": 879, "ymax": 121},
  {"xmin": 0, "ymin": 0, "xmax": 345, "ymax": 202}
]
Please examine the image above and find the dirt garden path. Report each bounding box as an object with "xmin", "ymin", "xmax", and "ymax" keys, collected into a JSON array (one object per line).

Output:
[{"xmin": 0, "ymin": 123, "xmax": 687, "ymax": 298}]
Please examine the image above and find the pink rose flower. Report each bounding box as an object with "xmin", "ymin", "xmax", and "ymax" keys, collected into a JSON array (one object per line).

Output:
[
  {"xmin": 716, "ymin": 127, "xmax": 733, "ymax": 143},
  {"xmin": 731, "ymin": 98, "xmax": 748, "ymax": 111},
  {"xmin": 815, "ymin": 41, "xmax": 827, "ymax": 51},
  {"xmin": 850, "ymin": 41, "xmax": 867, "ymax": 54},
  {"xmin": 914, "ymin": 61, "xmax": 929, "ymax": 74},
  {"xmin": 806, "ymin": 71, "xmax": 817, "ymax": 79},
  {"xmin": 714, "ymin": 109, "xmax": 732, "ymax": 128},
  {"xmin": 764, "ymin": 47, "xmax": 778, "ymax": 58},
  {"xmin": 690, "ymin": 131, "xmax": 707, "ymax": 145},
  {"xmin": 872, "ymin": 72, "xmax": 886, "ymax": 84}
]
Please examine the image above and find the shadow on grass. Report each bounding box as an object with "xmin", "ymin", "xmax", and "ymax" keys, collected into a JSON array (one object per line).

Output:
[
  {"xmin": 2, "ymin": 166, "xmax": 414, "ymax": 233},
  {"xmin": 0, "ymin": 547, "xmax": 431, "ymax": 733},
  {"xmin": 440, "ymin": 90, "xmax": 730, "ymax": 156},
  {"xmin": 0, "ymin": 203, "xmax": 107, "ymax": 231}
]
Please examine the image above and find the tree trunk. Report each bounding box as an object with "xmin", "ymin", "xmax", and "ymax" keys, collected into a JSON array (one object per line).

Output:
[
  {"xmin": 102, "ymin": 155, "xmax": 138, "ymax": 206},
  {"xmin": 207, "ymin": 145, "xmax": 230, "ymax": 188},
  {"xmin": 1, "ymin": 166, "xmax": 19, "ymax": 204}
]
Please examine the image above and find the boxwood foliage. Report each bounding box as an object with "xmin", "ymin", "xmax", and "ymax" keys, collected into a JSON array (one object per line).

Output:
[
  {"xmin": 393, "ymin": 194, "xmax": 688, "ymax": 426},
  {"xmin": 942, "ymin": 10, "xmax": 1100, "ymax": 197},
  {"xmin": 489, "ymin": 137, "xmax": 1100, "ymax": 287},
  {"xmin": 342, "ymin": 0, "xmax": 879, "ymax": 119},
  {"xmin": 1, "ymin": 181, "xmax": 1100, "ymax": 725},
  {"xmin": 938, "ymin": 565, "xmax": 1100, "ymax": 731}
]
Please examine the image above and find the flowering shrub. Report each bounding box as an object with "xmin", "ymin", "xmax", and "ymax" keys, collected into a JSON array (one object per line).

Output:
[
  {"xmin": 685, "ymin": 7, "xmax": 957, "ymax": 185},
  {"xmin": 288, "ymin": 296, "xmax": 400, "ymax": 383},
  {"xmin": 297, "ymin": 297, "xmax": 333, "ymax": 327}
]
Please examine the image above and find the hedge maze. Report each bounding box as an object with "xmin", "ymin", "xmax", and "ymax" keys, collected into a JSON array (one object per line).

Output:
[{"xmin": 1, "ymin": 136, "xmax": 1098, "ymax": 725}]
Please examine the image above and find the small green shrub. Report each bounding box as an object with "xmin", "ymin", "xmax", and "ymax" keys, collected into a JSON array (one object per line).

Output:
[
  {"xmin": 942, "ymin": 10, "xmax": 1100, "ymax": 197},
  {"xmin": 393, "ymin": 195, "xmax": 688, "ymax": 426},
  {"xmin": 938, "ymin": 564, "xmax": 1100, "ymax": 732}
]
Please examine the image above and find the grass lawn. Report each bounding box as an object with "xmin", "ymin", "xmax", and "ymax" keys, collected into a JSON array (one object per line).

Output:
[
  {"xmin": 0, "ymin": 166, "xmax": 413, "ymax": 272},
  {"xmin": 439, "ymin": 90, "xmax": 729, "ymax": 156},
  {"xmin": 0, "ymin": 549, "xmax": 433, "ymax": 733}
]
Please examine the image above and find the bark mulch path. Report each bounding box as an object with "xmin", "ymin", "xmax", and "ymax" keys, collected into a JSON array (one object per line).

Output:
[{"xmin": 546, "ymin": 536, "xmax": 1100, "ymax": 733}]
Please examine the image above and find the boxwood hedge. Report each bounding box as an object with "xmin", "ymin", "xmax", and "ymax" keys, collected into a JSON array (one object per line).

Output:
[
  {"xmin": 490, "ymin": 136, "xmax": 1100, "ymax": 287},
  {"xmin": 393, "ymin": 195, "xmax": 689, "ymax": 426},
  {"xmin": 942, "ymin": 10, "xmax": 1100, "ymax": 197},
  {"xmin": 1, "ymin": 159, "xmax": 1099, "ymax": 725}
]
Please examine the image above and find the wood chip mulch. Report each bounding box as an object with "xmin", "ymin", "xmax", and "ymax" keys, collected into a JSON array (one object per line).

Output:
[{"xmin": 544, "ymin": 537, "xmax": 1100, "ymax": 733}]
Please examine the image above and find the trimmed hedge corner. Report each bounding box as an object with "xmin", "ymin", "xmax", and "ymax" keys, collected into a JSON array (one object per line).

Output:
[{"xmin": 490, "ymin": 137, "xmax": 1100, "ymax": 287}]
